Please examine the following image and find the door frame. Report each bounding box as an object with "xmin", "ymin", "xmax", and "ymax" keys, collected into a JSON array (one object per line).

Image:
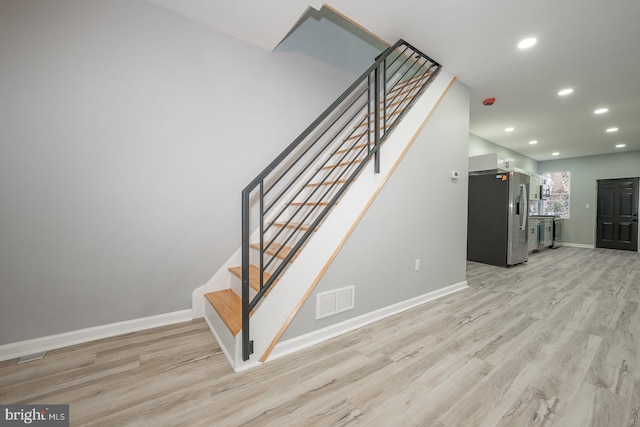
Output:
[{"xmin": 595, "ymin": 177, "xmax": 639, "ymax": 251}]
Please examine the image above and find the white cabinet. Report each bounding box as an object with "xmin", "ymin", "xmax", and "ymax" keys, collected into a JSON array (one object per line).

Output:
[
  {"xmin": 469, "ymin": 153, "xmax": 514, "ymax": 173},
  {"xmin": 528, "ymin": 174, "xmax": 546, "ymax": 200},
  {"xmin": 530, "ymin": 216, "xmax": 554, "ymax": 252},
  {"xmin": 542, "ymin": 218, "xmax": 553, "ymax": 248},
  {"xmin": 528, "ymin": 218, "xmax": 539, "ymax": 252},
  {"xmin": 529, "ymin": 175, "xmax": 540, "ymax": 200}
]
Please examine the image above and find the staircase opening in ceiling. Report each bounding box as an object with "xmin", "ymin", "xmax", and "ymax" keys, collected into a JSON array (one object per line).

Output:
[{"xmin": 275, "ymin": 5, "xmax": 389, "ymax": 76}]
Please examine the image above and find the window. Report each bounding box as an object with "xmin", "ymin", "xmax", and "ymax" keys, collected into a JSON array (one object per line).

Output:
[{"xmin": 542, "ymin": 171, "xmax": 570, "ymax": 218}]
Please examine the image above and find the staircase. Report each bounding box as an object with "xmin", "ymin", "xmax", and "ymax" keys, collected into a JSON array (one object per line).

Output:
[{"xmin": 201, "ymin": 40, "xmax": 448, "ymax": 371}]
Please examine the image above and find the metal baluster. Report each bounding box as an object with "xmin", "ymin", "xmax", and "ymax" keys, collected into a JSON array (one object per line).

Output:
[
  {"xmin": 374, "ymin": 63, "xmax": 381, "ymax": 174},
  {"xmin": 241, "ymin": 188, "xmax": 251, "ymax": 361}
]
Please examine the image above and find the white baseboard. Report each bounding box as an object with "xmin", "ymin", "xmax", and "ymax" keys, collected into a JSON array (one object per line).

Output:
[
  {"xmin": 561, "ymin": 243, "xmax": 595, "ymax": 249},
  {"xmin": 192, "ymin": 285, "xmax": 205, "ymax": 319},
  {"xmin": 0, "ymin": 309, "xmax": 193, "ymax": 363},
  {"xmin": 269, "ymin": 280, "xmax": 468, "ymax": 363},
  {"xmin": 561, "ymin": 243, "xmax": 640, "ymax": 251}
]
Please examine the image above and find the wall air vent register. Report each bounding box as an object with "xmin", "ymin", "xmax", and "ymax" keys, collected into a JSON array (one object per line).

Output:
[{"xmin": 316, "ymin": 285, "xmax": 355, "ymax": 319}]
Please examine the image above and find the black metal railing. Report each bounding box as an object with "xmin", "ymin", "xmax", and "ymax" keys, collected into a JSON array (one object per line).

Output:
[{"xmin": 240, "ymin": 39, "xmax": 441, "ymax": 360}]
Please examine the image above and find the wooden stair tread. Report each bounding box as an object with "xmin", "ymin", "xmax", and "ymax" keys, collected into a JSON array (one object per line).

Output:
[
  {"xmin": 205, "ymin": 289, "xmax": 241, "ymax": 336},
  {"xmin": 347, "ymin": 129, "xmax": 391, "ymax": 141},
  {"xmin": 250, "ymin": 242, "xmax": 296, "ymax": 261},
  {"xmin": 345, "ymin": 132, "xmax": 370, "ymax": 142},
  {"xmin": 306, "ymin": 179, "xmax": 348, "ymax": 187},
  {"xmin": 320, "ymin": 159, "xmax": 363, "ymax": 170},
  {"xmin": 228, "ymin": 265, "xmax": 271, "ymax": 292},
  {"xmin": 383, "ymin": 85, "xmax": 418, "ymax": 98},
  {"xmin": 367, "ymin": 108, "xmax": 403, "ymax": 118},
  {"xmin": 290, "ymin": 201, "xmax": 330, "ymax": 206},
  {"xmin": 389, "ymin": 71, "xmax": 433, "ymax": 91},
  {"xmin": 272, "ymin": 221, "xmax": 317, "ymax": 231},
  {"xmin": 388, "ymin": 81, "xmax": 423, "ymax": 95},
  {"xmin": 387, "ymin": 74, "xmax": 433, "ymax": 97},
  {"xmin": 388, "ymin": 85, "xmax": 418, "ymax": 98},
  {"xmin": 334, "ymin": 143, "xmax": 372, "ymax": 155}
]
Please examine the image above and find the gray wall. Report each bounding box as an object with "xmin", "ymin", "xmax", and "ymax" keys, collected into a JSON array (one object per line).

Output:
[
  {"xmin": 283, "ymin": 79, "xmax": 470, "ymax": 339},
  {"xmin": 0, "ymin": 0, "xmax": 375, "ymax": 344},
  {"xmin": 275, "ymin": 6, "xmax": 387, "ymax": 76},
  {"xmin": 469, "ymin": 133, "xmax": 538, "ymax": 174},
  {"xmin": 539, "ymin": 150, "xmax": 640, "ymax": 247}
]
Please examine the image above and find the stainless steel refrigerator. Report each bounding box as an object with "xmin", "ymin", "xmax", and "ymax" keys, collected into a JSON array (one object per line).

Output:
[{"xmin": 467, "ymin": 171, "xmax": 530, "ymax": 267}]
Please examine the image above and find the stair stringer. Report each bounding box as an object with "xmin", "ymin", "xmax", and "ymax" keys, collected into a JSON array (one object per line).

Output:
[{"xmin": 229, "ymin": 69, "xmax": 456, "ymax": 372}]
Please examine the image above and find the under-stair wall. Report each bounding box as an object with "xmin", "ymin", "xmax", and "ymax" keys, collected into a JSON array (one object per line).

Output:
[{"xmin": 278, "ymin": 79, "xmax": 470, "ymax": 353}]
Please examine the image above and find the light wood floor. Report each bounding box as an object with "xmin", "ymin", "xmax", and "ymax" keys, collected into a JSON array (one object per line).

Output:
[{"xmin": 1, "ymin": 247, "xmax": 639, "ymax": 426}]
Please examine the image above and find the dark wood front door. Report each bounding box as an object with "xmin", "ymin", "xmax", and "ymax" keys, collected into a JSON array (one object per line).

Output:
[{"xmin": 596, "ymin": 177, "xmax": 639, "ymax": 251}]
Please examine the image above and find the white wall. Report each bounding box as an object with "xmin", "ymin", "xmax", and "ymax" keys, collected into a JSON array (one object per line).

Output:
[
  {"xmin": 282, "ymin": 79, "xmax": 470, "ymax": 339},
  {"xmin": 0, "ymin": 0, "xmax": 363, "ymax": 345}
]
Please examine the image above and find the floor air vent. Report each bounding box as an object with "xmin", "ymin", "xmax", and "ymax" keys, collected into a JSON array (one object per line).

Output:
[
  {"xmin": 17, "ymin": 351, "xmax": 46, "ymax": 364},
  {"xmin": 316, "ymin": 285, "xmax": 355, "ymax": 319}
]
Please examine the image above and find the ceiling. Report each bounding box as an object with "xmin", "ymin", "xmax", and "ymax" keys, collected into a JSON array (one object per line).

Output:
[{"xmin": 146, "ymin": 0, "xmax": 640, "ymax": 162}]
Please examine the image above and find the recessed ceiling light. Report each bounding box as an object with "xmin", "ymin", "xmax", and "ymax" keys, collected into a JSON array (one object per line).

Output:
[
  {"xmin": 558, "ymin": 88, "xmax": 574, "ymax": 96},
  {"xmin": 594, "ymin": 108, "xmax": 608, "ymax": 114},
  {"xmin": 518, "ymin": 38, "xmax": 537, "ymax": 49},
  {"xmin": 505, "ymin": 127, "xmax": 515, "ymax": 132},
  {"xmin": 552, "ymin": 152, "xmax": 560, "ymax": 156},
  {"xmin": 529, "ymin": 140, "xmax": 538, "ymax": 145},
  {"xmin": 606, "ymin": 127, "xmax": 619, "ymax": 133},
  {"xmin": 616, "ymin": 144, "xmax": 626, "ymax": 148}
]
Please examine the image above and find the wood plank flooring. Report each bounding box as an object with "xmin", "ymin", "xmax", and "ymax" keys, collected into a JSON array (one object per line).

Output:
[{"xmin": 1, "ymin": 247, "xmax": 639, "ymax": 426}]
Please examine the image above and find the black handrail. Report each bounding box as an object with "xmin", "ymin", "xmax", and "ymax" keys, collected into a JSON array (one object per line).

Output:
[{"xmin": 240, "ymin": 39, "xmax": 441, "ymax": 360}]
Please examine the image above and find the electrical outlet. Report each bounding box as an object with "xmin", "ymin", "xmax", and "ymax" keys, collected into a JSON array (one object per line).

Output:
[{"xmin": 414, "ymin": 259, "xmax": 420, "ymax": 271}]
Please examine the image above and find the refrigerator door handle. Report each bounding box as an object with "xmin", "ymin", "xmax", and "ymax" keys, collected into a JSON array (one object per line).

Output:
[{"xmin": 519, "ymin": 183, "xmax": 528, "ymax": 230}]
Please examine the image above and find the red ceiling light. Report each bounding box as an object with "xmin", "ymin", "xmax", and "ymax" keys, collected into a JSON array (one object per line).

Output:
[{"xmin": 482, "ymin": 97, "xmax": 496, "ymax": 106}]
